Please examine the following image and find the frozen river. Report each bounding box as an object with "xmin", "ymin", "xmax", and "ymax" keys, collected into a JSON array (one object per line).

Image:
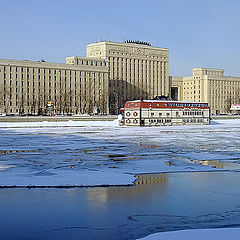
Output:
[
  {"xmin": 0, "ymin": 119, "xmax": 240, "ymax": 186},
  {"xmin": 1, "ymin": 119, "xmax": 240, "ymax": 239}
]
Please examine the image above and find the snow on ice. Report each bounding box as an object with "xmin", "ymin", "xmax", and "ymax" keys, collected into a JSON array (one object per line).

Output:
[
  {"xmin": 138, "ymin": 227, "xmax": 240, "ymax": 240},
  {"xmin": 0, "ymin": 119, "xmax": 240, "ymax": 186}
]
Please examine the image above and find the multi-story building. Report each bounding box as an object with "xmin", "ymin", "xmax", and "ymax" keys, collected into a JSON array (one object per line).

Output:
[
  {"xmin": 86, "ymin": 41, "xmax": 169, "ymax": 113},
  {"xmin": 170, "ymin": 68, "xmax": 240, "ymax": 114},
  {"xmin": 0, "ymin": 57, "xmax": 109, "ymax": 115},
  {"xmin": 4, "ymin": 41, "xmax": 239, "ymax": 116}
]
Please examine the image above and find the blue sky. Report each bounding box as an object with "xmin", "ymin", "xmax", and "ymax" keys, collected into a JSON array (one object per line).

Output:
[{"xmin": 0, "ymin": 0, "xmax": 240, "ymax": 76}]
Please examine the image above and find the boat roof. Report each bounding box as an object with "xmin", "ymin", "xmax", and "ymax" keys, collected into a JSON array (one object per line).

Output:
[{"xmin": 127, "ymin": 100, "xmax": 208, "ymax": 104}]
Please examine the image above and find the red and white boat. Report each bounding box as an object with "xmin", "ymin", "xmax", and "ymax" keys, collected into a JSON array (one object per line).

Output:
[{"xmin": 119, "ymin": 100, "xmax": 210, "ymax": 126}]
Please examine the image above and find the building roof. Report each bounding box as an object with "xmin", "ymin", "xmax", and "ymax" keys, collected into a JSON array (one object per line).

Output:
[
  {"xmin": 86, "ymin": 41, "xmax": 169, "ymax": 51},
  {"xmin": 127, "ymin": 100, "xmax": 208, "ymax": 104}
]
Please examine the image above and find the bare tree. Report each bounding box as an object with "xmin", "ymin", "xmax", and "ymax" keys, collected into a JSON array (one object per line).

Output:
[
  {"xmin": 62, "ymin": 90, "xmax": 73, "ymax": 115},
  {"xmin": 0, "ymin": 88, "xmax": 5, "ymax": 113},
  {"xmin": 29, "ymin": 97, "xmax": 37, "ymax": 115},
  {"xmin": 225, "ymin": 97, "xmax": 232, "ymax": 113},
  {"xmin": 36, "ymin": 88, "xmax": 48, "ymax": 115},
  {"xmin": 55, "ymin": 84, "xmax": 62, "ymax": 115},
  {"xmin": 234, "ymin": 88, "xmax": 240, "ymax": 104}
]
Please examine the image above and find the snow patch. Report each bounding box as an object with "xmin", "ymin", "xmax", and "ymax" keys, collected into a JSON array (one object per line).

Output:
[
  {"xmin": 0, "ymin": 119, "xmax": 119, "ymax": 128},
  {"xmin": 137, "ymin": 227, "xmax": 240, "ymax": 240}
]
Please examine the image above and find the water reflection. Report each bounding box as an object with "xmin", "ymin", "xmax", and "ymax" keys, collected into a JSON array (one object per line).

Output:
[
  {"xmin": 87, "ymin": 188, "xmax": 108, "ymax": 203},
  {"xmin": 0, "ymin": 150, "xmax": 39, "ymax": 154},
  {"xmin": 137, "ymin": 145, "xmax": 159, "ymax": 148},
  {"xmin": 87, "ymin": 174, "xmax": 169, "ymax": 204},
  {"xmin": 103, "ymin": 154, "xmax": 141, "ymax": 162},
  {"xmin": 192, "ymin": 160, "xmax": 240, "ymax": 169},
  {"xmin": 165, "ymin": 161, "xmax": 174, "ymax": 166},
  {"xmin": 134, "ymin": 173, "xmax": 168, "ymax": 185}
]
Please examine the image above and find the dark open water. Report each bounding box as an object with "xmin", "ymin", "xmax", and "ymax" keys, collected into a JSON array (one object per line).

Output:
[{"xmin": 1, "ymin": 171, "xmax": 240, "ymax": 240}]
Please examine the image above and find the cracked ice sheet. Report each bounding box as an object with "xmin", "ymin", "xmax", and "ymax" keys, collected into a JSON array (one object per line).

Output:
[{"xmin": 0, "ymin": 119, "xmax": 240, "ymax": 186}]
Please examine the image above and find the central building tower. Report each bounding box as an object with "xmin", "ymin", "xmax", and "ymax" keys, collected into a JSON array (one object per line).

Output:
[{"xmin": 86, "ymin": 41, "xmax": 169, "ymax": 113}]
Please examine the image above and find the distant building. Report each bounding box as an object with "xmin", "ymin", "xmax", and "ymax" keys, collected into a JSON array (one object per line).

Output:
[
  {"xmin": 0, "ymin": 41, "xmax": 169, "ymax": 115},
  {"xmin": 170, "ymin": 68, "xmax": 240, "ymax": 114},
  {"xmin": 86, "ymin": 41, "xmax": 169, "ymax": 113},
  {"xmin": 0, "ymin": 58, "xmax": 109, "ymax": 115},
  {"xmin": 3, "ymin": 41, "xmax": 239, "ymax": 116}
]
